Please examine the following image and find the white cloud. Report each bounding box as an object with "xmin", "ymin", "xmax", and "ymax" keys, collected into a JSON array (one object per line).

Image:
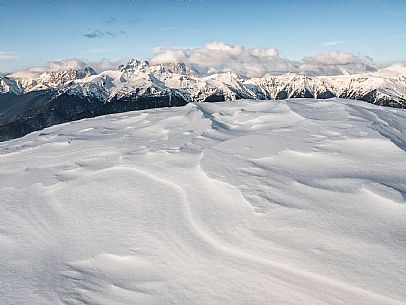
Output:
[
  {"xmin": 373, "ymin": 60, "xmax": 406, "ymax": 77},
  {"xmin": 299, "ymin": 51, "xmax": 379, "ymax": 75},
  {"xmin": 9, "ymin": 58, "xmax": 124, "ymax": 79},
  {"xmin": 151, "ymin": 42, "xmax": 380, "ymax": 77},
  {"xmin": 321, "ymin": 40, "xmax": 345, "ymax": 47},
  {"xmin": 0, "ymin": 51, "xmax": 19, "ymax": 60},
  {"xmin": 151, "ymin": 41, "xmax": 297, "ymax": 77},
  {"xmin": 92, "ymin": 58, "xmax": 124, "ymax": 71}
]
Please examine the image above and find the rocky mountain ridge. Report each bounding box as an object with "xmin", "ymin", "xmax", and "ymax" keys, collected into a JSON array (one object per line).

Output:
[{"xmin": 1, "ymin": 59, "xmax": 405, "ymax": 107}]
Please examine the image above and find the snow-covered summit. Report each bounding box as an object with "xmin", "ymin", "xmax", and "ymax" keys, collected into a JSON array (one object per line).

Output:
[
  {"xmin": 8, "ymin": 67, "xmax": 97, "ymax": 93},
  {"xmin": 0, "ymin": 75, "xmax": 22, "ymax": 94},
  {"xmin": 3, "ymin": 61, "xmax": 406, "ymax": 107},
  {"xmin": 118, "ymin": 59, "xmax": 150, "ymax": 72}
]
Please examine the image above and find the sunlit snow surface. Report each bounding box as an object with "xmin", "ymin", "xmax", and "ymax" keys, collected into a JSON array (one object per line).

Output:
[{"xmin": 1, "ymin": 98, "xmax": 405, "ymax": 305}]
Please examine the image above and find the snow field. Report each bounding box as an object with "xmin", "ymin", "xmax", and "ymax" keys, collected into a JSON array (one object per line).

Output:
[{"xmin": 0, "ymin": 98, "xmax": 405, "ymax": 305}]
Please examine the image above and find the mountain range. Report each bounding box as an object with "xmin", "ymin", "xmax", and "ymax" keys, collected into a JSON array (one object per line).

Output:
[{"xmin": 1, "ymin": 59, "xmax": 406, "ymax": 141}]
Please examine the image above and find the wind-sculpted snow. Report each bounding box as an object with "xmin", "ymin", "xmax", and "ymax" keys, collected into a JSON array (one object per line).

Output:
[{"xmin": 0, "ymin": 99, "xmax": 405, "ymax": 305}]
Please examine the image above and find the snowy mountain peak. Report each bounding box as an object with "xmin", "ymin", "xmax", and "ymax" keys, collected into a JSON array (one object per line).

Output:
[
  {"xmin": 0, "ymin": 76, "xmax": 22, "ymax": 94},
  {"xmin": 83, "ymin": 66, "xmax": 97, "ymax": 77},
  {"xmin": 38, "ymin": 68, "xmax": 93, "ymax": 84},
  {"xmin": 10, "ymin": 67, "xmax": 98, "ymax": 93},
  {"xmin": 119, "ymin": 59, "xmax": 150, "ymax": 72},
  {"xmin": 156, "ymin": 62, "xmax": 200, "ymax": 76},
  {"xmin": 2, "ymin": 62, "xmax": 406, "ymax": 108}
]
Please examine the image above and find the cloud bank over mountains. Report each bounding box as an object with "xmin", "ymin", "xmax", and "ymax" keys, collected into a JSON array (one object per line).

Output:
[
  {"xmin": 7, "ymin": 41, "xmax": 403, "ymax": 79},
  {"xmin": 9, "ymin": 59, "xmax": 122, "ymax": 79},
  {"xmin": 298, "ymin": 51, "xmax": 378, "ymax": 76},
  {"xmin": 151, "ymin": 42, "xmax": 381, "ymax": 77}
]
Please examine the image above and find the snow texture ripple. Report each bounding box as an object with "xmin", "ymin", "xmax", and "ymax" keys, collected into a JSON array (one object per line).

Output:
[{"xmin": 0, "ymin": 98, "xmax": 405, "ymax": 305}]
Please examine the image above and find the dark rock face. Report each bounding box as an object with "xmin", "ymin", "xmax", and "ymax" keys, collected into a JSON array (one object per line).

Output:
[
  {"xmin": 104, "ymin": 94, "xmax": 187, "ymax": 113},
  {"xmin": 276, "ymin": 91, "xmax": 288, "ymax": 100},
  {"xmin": 0, "ymin": 92, "xmax": 101, "ymax": 141},
  {"xmin": 203, "ymin": 94, "xmax": 226, "ymax": 102},
  {"xmin": 316, "ymin": 90, "xmax": 336, "ymax": 99},
  {"xmin": 84, "ymin": 67, "xmax": 97, "ymax": 77},
  {"xmin": 0, "ymin": 92, "xmax": 187, "ymax": 142},
  {"xmin": 288, "ymin": 89, "xmax": 314, "ymax": 98},
  {"xmin": 302, "ymin": 89, "xmax": 314, "ymax": 98}
]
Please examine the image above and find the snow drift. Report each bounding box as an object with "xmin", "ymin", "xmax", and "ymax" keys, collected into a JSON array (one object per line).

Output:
[{"xmin": 0, "ymin": 98, "xmax": 405, "ymax": 305}]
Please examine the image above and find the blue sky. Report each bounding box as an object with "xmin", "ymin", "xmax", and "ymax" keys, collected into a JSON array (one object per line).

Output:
[{"xmin": 1, "ymin": 0, "xmax": 406, "ymax": 72}]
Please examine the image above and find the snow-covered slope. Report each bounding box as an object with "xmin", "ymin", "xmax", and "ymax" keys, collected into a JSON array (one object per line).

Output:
[
  {"xmin": 4, "ymin": 60, "xmax": 406, "ymax": 107},
  {"xmin": 0, "ymin": 75, "xmax": 22, "ymax": 94},
  {"xmin": 1, "ymin": 99, "xmax": 405, "ymax": 305}
]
